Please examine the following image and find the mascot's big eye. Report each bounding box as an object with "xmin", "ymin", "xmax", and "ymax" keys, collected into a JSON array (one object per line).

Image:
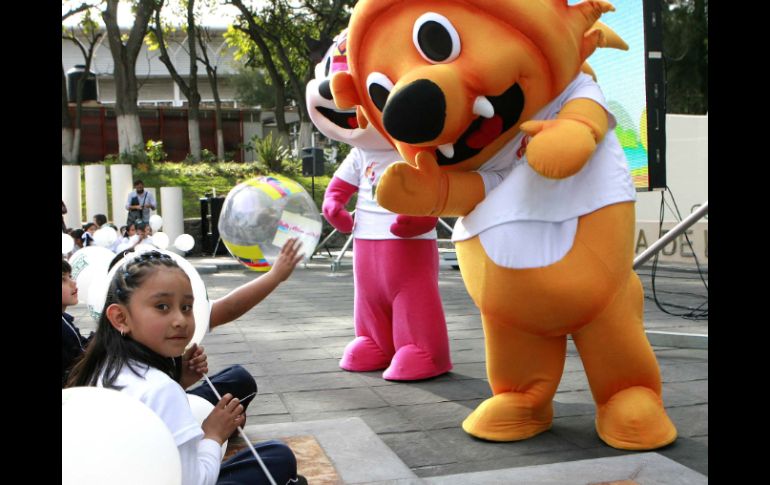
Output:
[
  {"xmin": 324, "ymin": 56, "xmax": 331, "ymax": 77},
  {"xmin": 412, "ymin": 13, "xmax": 461, "ymax": 64},
  {"xmin": 366, "ymin": 72, "xmax": 394, "ymax": 112}
]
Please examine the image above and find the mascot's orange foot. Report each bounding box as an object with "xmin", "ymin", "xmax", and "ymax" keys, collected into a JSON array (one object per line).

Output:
[
  {"xmin": 596, "ymin": 386, "xmax": 678, "ymax": 450},
  {"xmin": 339, "ymin": 336, "xmax": 391, "ymax": 372},
  {"xmin": 462, "ymin": 392, "xmax": 552, "ymax": 441},
  {"xmin": 382, "ymin": 344, "xmax": 450, "ymax": 381}
]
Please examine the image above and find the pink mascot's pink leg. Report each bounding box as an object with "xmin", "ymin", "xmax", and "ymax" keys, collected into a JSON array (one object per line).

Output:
[{"xmin": 340, "ymin": 239, "xmax": 451, "ymax": 380}]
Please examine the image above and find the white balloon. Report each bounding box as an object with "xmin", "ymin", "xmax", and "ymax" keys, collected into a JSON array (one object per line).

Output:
[
  {"xmin": 62, "ymin": 387, "xmax": 182, "ymax": 485},
  {"xmin": 134, "ymin": 243, "xmax": 158, "ymax": 254},
  {"xmin": 152, "ymin": 231, "xmax": 170, "ymax": 250},
  {"xmin": 174, "ymin": 234, "xmax": 195, "ymax": 252},
  {"xmin": 68, "ymin": 246, "xmax": 117, "ymax": 304},
  {"xmin": 149, "ymin": 214, "xmax": 164, "ymax": 232},
  {"xmin": 186, "ymin": 395, "xmax": 228, "ymax": 458},
  {"xmin": 86, "ymin": 270, "xmax": 110, "ymax": 322},
  {"xmin": 93, "ymin": 227, "xmax": 118, "ymax": 248},
  {"xmin": 62, "ymin": 232, "xmax": 74, "ymax": 254}
]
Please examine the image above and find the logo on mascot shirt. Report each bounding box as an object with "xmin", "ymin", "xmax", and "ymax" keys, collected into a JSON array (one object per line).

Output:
[{"xmin": 516, "ymin": 135, "xmax": 531, "ymax": 159}]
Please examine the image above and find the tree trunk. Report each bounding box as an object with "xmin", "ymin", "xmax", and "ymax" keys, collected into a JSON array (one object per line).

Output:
[
  {"xmin": 62, "ymin": 128, "xmax": 74, "ymax": 163},
  {"xmin": 116, "ymin": 114, "xmax": 144, "ymax": 155},
  {"xmin": 216, "ymin": 129, "xmax": 225, "ymax": 160},
  {"xmin": 209, "ymin": 70, "xmax": 225, "ymax": 160},
  {"xmin": 72, "ymin": 129, "xmax": 82, "ymax": 164},
  {"xmin": 102, "ymin": 0, "xmax": 153, "ymax": 156},
  {"xmin": 298, "ymin": 120, "xmax": 313, "ymax": 151},
  {"xmin": 186, "ymin": 0, "xmax": 201, "ymax": 162},
  {"xmin": 188, "ymin": 115, "xmax": 201, "ymax": 162},
  {"xmin": 274, "ymin": 82, "xmax": 288, "ymax": 140},
  {"xmin": 214, "ymin": 95, "xmax": 225, "ymax": 160},
  {"xmin": 62, "ymin": 65, "xmax": 75, "ymax": 163}
]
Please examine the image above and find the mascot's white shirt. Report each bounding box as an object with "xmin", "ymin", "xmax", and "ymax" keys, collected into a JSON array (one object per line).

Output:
[
  {"xmin": 453, "ymin": 73, "xmax": 636, "ymax": 269},
  {"xmin": 335, "ymin": 147, "xmax": 437, "ymax": 240}
]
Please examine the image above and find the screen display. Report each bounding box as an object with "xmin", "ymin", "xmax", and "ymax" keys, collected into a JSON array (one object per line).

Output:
[{"xmin": 570, "ymin": 0, "xmax": 663, "ymax": 190}]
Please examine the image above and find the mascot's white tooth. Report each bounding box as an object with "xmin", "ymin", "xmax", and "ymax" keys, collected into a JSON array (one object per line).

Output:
[
  {"xmin": 473, "ymin": 96, "xmax": 495, "ymax": 118},
  {"xmin": 438, "ymin": 143, "xmax": 454, "ymax": 159}
]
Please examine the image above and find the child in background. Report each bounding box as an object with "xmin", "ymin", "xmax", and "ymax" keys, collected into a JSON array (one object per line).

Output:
[
  {"xmin": 67, "ymin": 251, "xmax": 300, "ymax": 484},
  {"xmin": 111, "ymin": 223, "xmax": 136, "ymax": 253},
  {"xmin": 61, "ymin": 259, "xmax": 92, "ymax": 386},
  {"xmin": 93, "ymin": 214, "xmax": 108, "ymax": 229},
  {"xmin": 82, "ymin": 223, "xmax": 96, "ymax": 247}
]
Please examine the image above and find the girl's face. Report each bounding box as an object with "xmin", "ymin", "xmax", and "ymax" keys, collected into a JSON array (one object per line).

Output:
[
  {"xmin": 120, "ymin": 268, "xmax": 195, "ymax": 357},
  {"xmin": 62, "ymin": 273, "xmax": 78, "ymax": 309},
  {"xmin": 127, "ymin": 225, "xmax": 136, "ymax": 237},
  {"xmin": 87, "ymin": 226, "xmax": 97, "ymax": 235}
]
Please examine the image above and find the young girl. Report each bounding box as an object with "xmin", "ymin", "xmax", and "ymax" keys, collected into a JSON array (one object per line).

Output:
[
  {"xmin": 67, "ymin": 251, "xmax": 300, "ymax": 484},
  {"xmin": 111, "ymin": 223, "xmax": 136, "ymax": 253}
]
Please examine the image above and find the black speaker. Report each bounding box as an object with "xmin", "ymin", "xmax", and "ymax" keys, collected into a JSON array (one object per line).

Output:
[
  {"xmin": 301, "ymin": 147, "xmax": 324, "ymax": 176},
  {"xmin": 199, "ymin": 196, "xmax": 228, "ymax": 255}
]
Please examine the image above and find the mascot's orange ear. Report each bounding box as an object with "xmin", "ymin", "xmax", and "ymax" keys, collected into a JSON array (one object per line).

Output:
[{"xmin": 331, "ymin": 72, "xmax": 361, "ymax": 109}]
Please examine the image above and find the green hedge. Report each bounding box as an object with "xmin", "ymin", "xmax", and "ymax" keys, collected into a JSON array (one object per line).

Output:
[{"xmin": 78, "ymin": 162, "xmax": 332, "ymax": 224}]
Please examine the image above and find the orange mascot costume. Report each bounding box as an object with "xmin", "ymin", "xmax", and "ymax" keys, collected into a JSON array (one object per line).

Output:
[{"xmin": 331, "ymin": 0, "xmax": 677, "ymax": 450}]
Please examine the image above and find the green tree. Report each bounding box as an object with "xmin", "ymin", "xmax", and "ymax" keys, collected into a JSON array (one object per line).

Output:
[
  {"xmin": 662, "ymin": 0, "xmax": 708, "ymax": 114},
  {"xmin": 63, "ymin": 7, "xmax": 103, "ymax": 164},
  {"xmin": 225, "ymin": 0, "xmax": 353, "ymax": 150},
  {"xmin": 148, "ymin": 0, "xmax": 204, "ymax": 162},
  {"xmin": 230, "ymin": 63, "xmax": 287, "ymax": 110},
  {"xmin": 101, "ymin": 0, "xmax": 157, "ymax": 158},
  {"xmin": 196, "ymin": 25, "xmax": 228, "ymax": 160},
  {"xmin": 62, "ymin": 2, "xmax": 92, "ymax": 164}
]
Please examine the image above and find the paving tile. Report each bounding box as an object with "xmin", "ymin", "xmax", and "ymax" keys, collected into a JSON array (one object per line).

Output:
[{"xmin": 282, "ymin": 388, "xmax": 389, "ymax": 413}]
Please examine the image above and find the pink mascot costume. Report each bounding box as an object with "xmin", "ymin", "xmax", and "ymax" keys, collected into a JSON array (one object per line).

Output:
[{"xmin": 307, "ymin": 30, "xmax": 451, "ymax": 381}]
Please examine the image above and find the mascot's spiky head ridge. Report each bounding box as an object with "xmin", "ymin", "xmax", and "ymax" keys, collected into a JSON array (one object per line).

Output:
[{"xmin": 332, "ymin": 0, "xmax": 626, "ymax": 170}]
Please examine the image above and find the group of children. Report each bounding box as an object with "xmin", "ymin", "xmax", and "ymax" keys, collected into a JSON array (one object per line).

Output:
[
  {"xmin": 64, "ymin": 214, "xmax": 159, "ymax": 258},
  {"xmin": 62, "ymin": 238, "xmax": 307, "ymax": 484}
]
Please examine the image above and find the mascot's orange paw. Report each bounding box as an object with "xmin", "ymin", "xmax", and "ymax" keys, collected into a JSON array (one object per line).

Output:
[
  {"xmin": 462, "ymin": 392, "xmax": 552, "ymax": 441},
  {"xmin": 520, "ymin": 119, "xmax": 597, "ymax": 179},
  {"xmin": 376, "ymin": 152, "xmax": 444, "ymax": 216},
  {"xmin": 596, "ymin": 386, "xmax": 678, "ymax": 450}
]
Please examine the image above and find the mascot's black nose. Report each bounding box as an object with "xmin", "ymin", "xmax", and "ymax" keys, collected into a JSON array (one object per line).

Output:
[
  {"xmin": 318, "ymin": 80, "xmax": 333, "ymax": 100},
  {"xmin": 383, "ymin": 79, "xmax": 445, "ymax": 144}
]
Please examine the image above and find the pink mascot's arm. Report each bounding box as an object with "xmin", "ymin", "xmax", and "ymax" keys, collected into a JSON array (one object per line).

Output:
[
  {"xmin": 390, "ymin": 215, "xmax": 437, "ymax": 238},
  {"xmin": 322, "ymin": 176, "xmax": 358, "ymax": 233}
]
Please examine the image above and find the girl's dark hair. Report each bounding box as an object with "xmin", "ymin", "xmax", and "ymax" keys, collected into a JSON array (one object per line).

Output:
[
  {"xmin": 66, "ymin": 251, "xmax": 189, "ymax": 389},
  {"xmin": 62, "ymin": 259, "xmax": 72, "ymax": 276}
]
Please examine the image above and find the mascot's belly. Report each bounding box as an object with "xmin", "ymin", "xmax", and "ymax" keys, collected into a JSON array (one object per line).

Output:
[{"xmin": 455, "ymin": 202, "xmax": 636, "ymax": 337}]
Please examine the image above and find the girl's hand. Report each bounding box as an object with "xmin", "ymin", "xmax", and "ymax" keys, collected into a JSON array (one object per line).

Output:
[
  {"xmin": 201, "ymin": 393, "xmax": 245, "ymax": 444},
  {"xmin": 269, "ymin": 238, "xmax": 304, "ymax": 282},
  {"xmin": 180, "ymin": 344, "xmax": 208, "ymax": 389}
]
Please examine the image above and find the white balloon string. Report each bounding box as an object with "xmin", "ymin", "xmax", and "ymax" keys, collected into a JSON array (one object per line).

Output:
[{"xmin": 203, "ymin": 373, "xmax": 277, "ymax": 485}]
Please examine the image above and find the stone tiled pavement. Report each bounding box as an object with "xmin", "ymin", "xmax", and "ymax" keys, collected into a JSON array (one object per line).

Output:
[{"xmin": 70, "ymin": 253, "xmax": 708, "ymax": 479}]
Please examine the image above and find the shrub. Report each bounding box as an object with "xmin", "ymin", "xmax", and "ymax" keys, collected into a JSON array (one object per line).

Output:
[{"xmin": 253, "ymin": 132, "xmax": 290, "ymax": 173}]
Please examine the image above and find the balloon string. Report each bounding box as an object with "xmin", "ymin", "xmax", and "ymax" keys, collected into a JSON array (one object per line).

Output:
[{"xmin": 203, "ymin": 373, "xmax": 277, "ymax": 485}]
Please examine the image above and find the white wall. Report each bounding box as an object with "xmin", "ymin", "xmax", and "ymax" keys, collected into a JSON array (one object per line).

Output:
[
  {"xmin": 636, "ymin": 114, "xmax": 708, "ymax": 222},
  {"xmin": 634, "ymin": 114, "xmax": 708, "ymax": 265}
]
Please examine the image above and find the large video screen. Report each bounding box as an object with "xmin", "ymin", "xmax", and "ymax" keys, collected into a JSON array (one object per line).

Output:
[{"xmin": 570, "ymin": 0, "xmax": 665, "ymax": 190}]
